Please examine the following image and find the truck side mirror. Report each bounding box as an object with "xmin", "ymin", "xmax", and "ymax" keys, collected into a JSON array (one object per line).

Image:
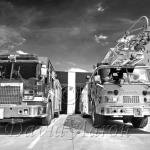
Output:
[
  {"xmin": 86, "ymin": 75, "xmax": 90, "ymax": 80},
  {"xmin": 94, "ymin": 75, "xmax": 101, "ymax": 82},
  {"xmin": 41, "ymin": 65, "xmax": 47, "ymax": 76}
]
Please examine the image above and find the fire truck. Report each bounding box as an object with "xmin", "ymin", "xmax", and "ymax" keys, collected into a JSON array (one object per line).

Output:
[
  {"xmin": 80, "ymin": 16, "xmax": 150, "ymax": 128},
  {"xmin": 0, "ymin": 50, "xmax": 62, "ymax": 125}
]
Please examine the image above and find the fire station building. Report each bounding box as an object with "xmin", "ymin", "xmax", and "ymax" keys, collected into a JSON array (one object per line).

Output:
[{"xmin": 56, "ymin": 71, "xmax": 91, "ymax": 114}]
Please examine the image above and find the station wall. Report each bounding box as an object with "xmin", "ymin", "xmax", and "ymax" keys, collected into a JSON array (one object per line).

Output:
[{"xmin": 56, "ymin": 71, "xmax": 92, "ymax": 114}]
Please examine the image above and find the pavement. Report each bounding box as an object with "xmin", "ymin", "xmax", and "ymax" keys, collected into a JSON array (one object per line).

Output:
[{"xmin": 0, "ymin": 114, "xmax": 150, "ymax": 150}]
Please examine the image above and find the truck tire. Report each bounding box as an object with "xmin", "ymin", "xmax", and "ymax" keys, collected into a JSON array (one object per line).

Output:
[
  {"xmin": 131, "ymin": 116, "xmax": 148, "ymax": 128},
  {"xmin": 42, "ymin": 102, "xmax": 52, "ymax": 126},
  {"xmin": 81, "ymin": 112, "xmax": 89, "ymax": 118},
  {"xmin": 91, "ymin": 103, "xmax": 105, "ymax": 128},
  {"xmin": 54, "ymin": 111, "xmax": 60, "ymax": 118}
]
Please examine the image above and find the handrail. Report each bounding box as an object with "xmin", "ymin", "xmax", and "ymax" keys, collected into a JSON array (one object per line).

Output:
[{"xmin": 100, "ymin": 16, "xmax": 150, "ymax": 66}]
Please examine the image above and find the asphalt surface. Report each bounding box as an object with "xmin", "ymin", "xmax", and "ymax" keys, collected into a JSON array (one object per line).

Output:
[{"xmin": 0, "ymin": 114, "xmax": 150, "ymax": 150}]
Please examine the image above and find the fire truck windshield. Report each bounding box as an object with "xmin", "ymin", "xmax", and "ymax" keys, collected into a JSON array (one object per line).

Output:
[
  {"xmin": 129, "ymin": 68, "xmax": 150, "ymax": 83},
  {"xmin": 0, "ymin": 62, "xmax": 37, "ymax": 80},
  {"xmin": 98, "ymin": 67, "xmax": 150, "ymax": 84}
]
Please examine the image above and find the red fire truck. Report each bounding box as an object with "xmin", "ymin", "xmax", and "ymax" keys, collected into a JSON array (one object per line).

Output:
[{"xmin": 0, "ymin": 51, "xmax": 62, "ymax": 125}]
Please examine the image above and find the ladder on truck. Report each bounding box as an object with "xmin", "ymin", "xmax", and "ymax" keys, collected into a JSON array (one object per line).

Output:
[{"xmin": 101, "ymin": 16, "xmax": 150, "ymax": 66}]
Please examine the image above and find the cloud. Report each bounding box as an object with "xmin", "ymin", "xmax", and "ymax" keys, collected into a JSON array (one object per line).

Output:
[
  {"xmin": 68, "ymin": 68, "xmax": 88, "ymax": 72},
  {"xmin": 0, "ymin": 26, "xmax": 25, "ymax": 49},
  {"xmin": 95, "ymin": 34, "xmax": 108, "ymax": 40},
  {"xmin": 86, "ymin": 2, "xmax": 105, "ymax": 16},
  {"xmin": 97, "ymin": 3, "xmax": 105, "ymax": 12},
  {"xmin": 116, "ymin": 18, "xmax": 135, "ymax": 25},
  {"xmin": 94, "ymin": 34, "xmax": 108, "ymax": 45},
  {"xmin": 94, "ymin": 34, "xmax": 110, "ymax": 47},
  {"xmin": 67, "ymin": 61, "xmax": 77, "ymax": 66},
  {"xmin": 16, "ymin": 50, "xmax": 28, "ymax": 55},
  {"xmin": 1, "ymin": 0, "xmax": 148, "ymax": 72}
]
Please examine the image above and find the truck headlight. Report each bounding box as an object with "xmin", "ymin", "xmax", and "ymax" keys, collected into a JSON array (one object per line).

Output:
[
  {"xmin": 113, "ymin": 97, "xmax": 118, "ymax": 102},
  {"xmin": 105, "ymin": 96, "xmax": 118, "ymax": 103},
  {"xmin": 144, "ymin": 97, "xmax": 147, "ymax": 102},
  {"xmin": 114, "ymin": 90, "xmax": 119, "ymax": 95},
  {"xmin": 24, "ymin": 95, "xmax": 34, "ymax": 100},
  {"xmin": 143, "ymin": 91, "xmax": 147, "ymax": 96}
]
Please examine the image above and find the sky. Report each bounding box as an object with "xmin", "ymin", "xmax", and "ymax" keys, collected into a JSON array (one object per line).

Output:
[{"xmin": 0, "ymin": 0, "xmax": 150, "ymax": 72}]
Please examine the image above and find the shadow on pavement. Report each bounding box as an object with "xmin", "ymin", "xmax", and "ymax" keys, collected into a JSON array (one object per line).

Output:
[
  {"xmin": 0, "ymin": 119, "xmax": 41, "ymax": 135},
  {"xmin": 63, "ymin": 114, "xmax": 150, "ymax": 135}
]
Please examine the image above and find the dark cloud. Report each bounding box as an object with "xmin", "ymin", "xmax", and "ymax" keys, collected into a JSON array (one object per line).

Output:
[
  {"xmin": 0, "ymin": 0, "xmax": 150, "ymax": 71},
  {"xmin": 0, "ymin": 25, "xmax": 25, "ymax": 48}
]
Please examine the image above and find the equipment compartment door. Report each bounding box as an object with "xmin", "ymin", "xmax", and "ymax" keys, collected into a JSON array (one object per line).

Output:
[
  {"xmin": 0, "ymin": 108, "xmax": 4, "ymax": 119},
  {"xmin": 133, "ymin": 107, "xmax": 143, "ymax": 117}
]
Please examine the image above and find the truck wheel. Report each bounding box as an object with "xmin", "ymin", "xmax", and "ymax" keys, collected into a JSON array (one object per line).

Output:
[
  {"xmin": 91, "ymin": 103, "xmax": 105, "ymax": 128},
  {"xmin": 131, "ymin": 116, "xmax": 148, "ymax": 128},
  {"xmin": 81, "ymin": 112, "xmax": 89, "ymax": 118},
  {"xmin": 42, "ymin": 102, "xmax": 52, "ymax": 126},
  {"xmin": 54, "ymin": 111, "xmax": 60, "ymax": 118}
]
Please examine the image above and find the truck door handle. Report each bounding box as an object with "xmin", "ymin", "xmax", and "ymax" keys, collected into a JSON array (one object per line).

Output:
[{"xmin": 96, "ymin": 83, "xmax": 104, "ymax": 88}]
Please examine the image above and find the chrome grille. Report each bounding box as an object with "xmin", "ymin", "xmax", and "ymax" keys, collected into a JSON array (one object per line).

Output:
[
  {"xmin": 123, "ymin": 96, "xmax": 139, "ymax": 103},
  {"xmin": 0, "ymin": 86, "xmax": 22, "ymax": 104}
]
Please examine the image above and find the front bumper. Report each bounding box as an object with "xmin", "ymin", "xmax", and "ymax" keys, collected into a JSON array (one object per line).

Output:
[
  {"xmin": 0, "ymin": 105, "xmax": 47, "ymax": 120},
  {"xmin": 98, "ymin": 106, "xmax": 150, "ymax": 117}
]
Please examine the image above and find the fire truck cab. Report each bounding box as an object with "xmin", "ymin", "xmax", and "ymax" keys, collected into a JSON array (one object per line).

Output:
[
  {"xmin": 0, "ymin": 51, "xmax": 62, "ymax": 125},
  {"xmin": 87, "ymin": 64, "xmax": 150, "ymax": 128}
]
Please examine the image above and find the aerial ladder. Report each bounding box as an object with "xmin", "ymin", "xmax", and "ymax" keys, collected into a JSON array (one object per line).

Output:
[
  {"xmin": 101, "ymin": 16, "xmax": 150, "ymax": 67},
  {"xmin": 81, "ymin": 16, "xmax": 150, "ymax": 128}
]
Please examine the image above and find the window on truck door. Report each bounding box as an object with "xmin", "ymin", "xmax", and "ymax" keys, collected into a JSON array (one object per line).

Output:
[
  {"xmin": 91, "ymin": 76, "xmax": 95, "ymax": 89},
  {"xmin": 93, "ymin": 70, "xmax": 101, "ymax": 83},
  {"xmin": 98, "ymin": 68, "xmax": 110, "ymax": 83},
  {"xmin": 129, "ymin": 68, "xmax": 150, "ymax": 82}
]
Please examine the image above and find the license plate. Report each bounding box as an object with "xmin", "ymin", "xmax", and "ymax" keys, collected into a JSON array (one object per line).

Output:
[
  {"xmin": 134, "ymin": 107, "xmax": 143, "ymax": 117},
  {"xmin": 0, "ymin": 109, "xmax": 4, "ymax": 119}
]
